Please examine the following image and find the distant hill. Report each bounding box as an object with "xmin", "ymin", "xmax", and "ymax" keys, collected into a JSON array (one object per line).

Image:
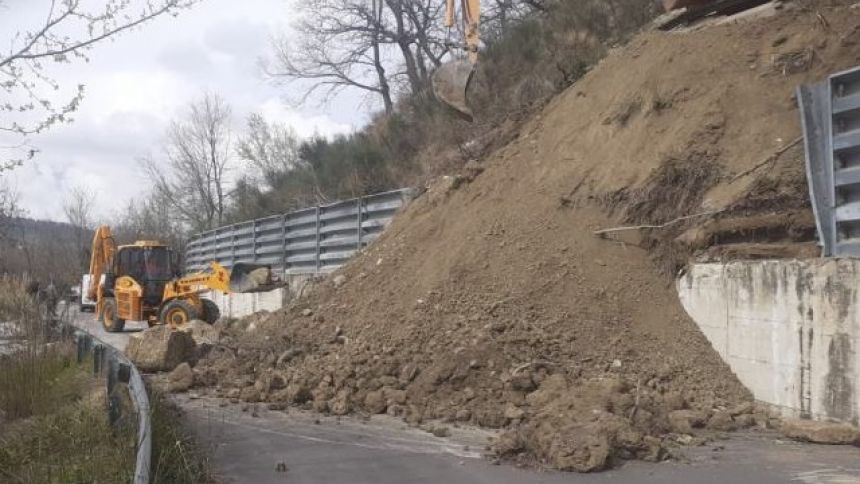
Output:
[{"xmin": 0, "ymin": 217, "xmax": 91, "ymax": 287}]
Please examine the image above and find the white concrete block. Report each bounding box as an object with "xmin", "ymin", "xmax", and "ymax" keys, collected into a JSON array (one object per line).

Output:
[{"xmin": 679, "ymin": 259, "xmax": 860, "ymax": 424}]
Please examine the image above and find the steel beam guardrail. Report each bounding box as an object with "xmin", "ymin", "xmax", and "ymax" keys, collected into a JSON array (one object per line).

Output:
[
  {"xmin": 799, "ymin": 65, "xmax": 860, "ymax": 256},
  {"xmin": 74, "ymin": 328, "xmax": 151, "ymax": 484},
  {"xmin": 185, "ymin": 188, "xmax": 413, "ymax": 274}
]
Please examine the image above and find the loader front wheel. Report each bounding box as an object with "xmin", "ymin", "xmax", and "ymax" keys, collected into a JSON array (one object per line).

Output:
[
  {"xmin": 102, "ymin": 298, "xmax": 125, "ymax": 333},
  {"xmin": 201, "ymin": 299, "xmax": 220, "ymax": 324},
  {"xmin": 160, "ymin": 299, "xmax": 199, "ymax": 329}
]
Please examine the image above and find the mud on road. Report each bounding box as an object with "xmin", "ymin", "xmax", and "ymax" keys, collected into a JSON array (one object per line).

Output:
[{"xmin": 69, "ymin": 308, "xmax": 860, "ymax": 484}]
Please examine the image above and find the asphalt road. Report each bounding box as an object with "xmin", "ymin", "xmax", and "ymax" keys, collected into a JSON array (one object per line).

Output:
[{"xmin": 71, "ymin": 307, "xmax": 860, "ymax": 484}]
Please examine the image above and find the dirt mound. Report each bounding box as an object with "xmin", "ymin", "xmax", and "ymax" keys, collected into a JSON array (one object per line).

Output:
[{"xmin": 195, "ymin": 4, "xmax": 860, "ymax": 471}]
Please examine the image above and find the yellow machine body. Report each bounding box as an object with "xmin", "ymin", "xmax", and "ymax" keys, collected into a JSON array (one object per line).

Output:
[{"xmin": 88, "ymin": 225, "xmax": 276, "ymax": 332}]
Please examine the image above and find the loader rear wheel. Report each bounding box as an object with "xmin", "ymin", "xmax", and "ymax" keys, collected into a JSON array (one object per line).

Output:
[
  {"xmin": 160, "ymin": 299, "xmax": 199, "ymax": 329},
  {"xmin": 201, "ymin": 299, "xmax": 220, "ymax": 324},
  {"xmin": 102, "ymin": 298, "xmax": 125, "ymax": 333}
]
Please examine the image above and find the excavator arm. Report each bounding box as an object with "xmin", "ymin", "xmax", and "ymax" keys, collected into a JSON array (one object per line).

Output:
[
  {"xmin": 162, "ymin": 262, "xmax": 277, "ymax": 301},
  {"xmin": 163, "ymin": 262, "xmax": 232, "ymax": 300},
  {"xmin": 434, "ymin": 0, "xmax": 481, "ymax": 120},
  {"xmin": 87, "ymin": 225, "xmax": 116, "ymax": 301}
]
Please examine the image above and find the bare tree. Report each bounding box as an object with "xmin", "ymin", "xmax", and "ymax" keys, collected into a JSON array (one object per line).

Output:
[
  {"xmin": 143, "ymin": 92, "xmax": 233, "ymax": 232},
  {"xmin": 0, "ymin": 178, "xmax": 20, "ymax": 239},
  {"xmin": 62, "ymin": 184, "xmax": 95, "ymax": 272},
  {"xmin": 112, "ymin": 191, "xmax": 186, "ymax": 253},
  {"xmin": 0, "ymin": 0, "xmax": 198, "ymax": 168},
  {"xmin": 265, "ymin": 0, "xmax": 447, "ymax": 114},
  {"xmin": 237, "ymin": 113, "xmax": 300, "ymax": 187}
]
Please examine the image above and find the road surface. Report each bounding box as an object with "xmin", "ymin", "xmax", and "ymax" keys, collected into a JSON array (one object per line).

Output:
[{"xmin": 71, "ymin": 308, "xmax": 860, "ymax": 484}]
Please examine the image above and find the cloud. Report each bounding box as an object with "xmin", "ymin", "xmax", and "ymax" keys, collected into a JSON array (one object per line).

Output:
[
  {"xmin": 256, "ymin": 97, "xmax": 353, "ymax": 138},
  {"xmin": 2, "ymin": 0, "xmax": 370, "ymax": 222}
]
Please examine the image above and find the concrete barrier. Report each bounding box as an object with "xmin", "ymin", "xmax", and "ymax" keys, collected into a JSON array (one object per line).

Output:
[
  {"xmin": 205, "ymin": 273, "xmax": 320, "ymax": 319},
  {"xmin": 678, "ymin": 259, "xmax": 859, "ymax": 424}
]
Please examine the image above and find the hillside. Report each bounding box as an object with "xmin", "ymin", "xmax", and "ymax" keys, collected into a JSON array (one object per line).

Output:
[
  {"xmin": 0, "ymin": 217, "xmax": 89, "ymax": 286},
  {"xmin": 194, "ymin": 2, "xmax": 860, "ymax": 472}
]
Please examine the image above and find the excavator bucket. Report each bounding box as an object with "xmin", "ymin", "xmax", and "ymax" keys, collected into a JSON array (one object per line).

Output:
[
  {"xmin": 229, "ymin": 263, "xmax": 278, "ymax": 293},
  {"xmin": 432, "ymin": 58, "xmax": 476, "ymax": 121}
]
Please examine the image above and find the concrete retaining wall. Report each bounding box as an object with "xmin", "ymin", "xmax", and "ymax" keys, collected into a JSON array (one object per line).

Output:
[
  {"xmin": 678, "ymin": 259, "xmax": 859, "ymax": 423},
  {"xmin": 205, "ymin": 273, "xmax": 320, "ymax": 319}
]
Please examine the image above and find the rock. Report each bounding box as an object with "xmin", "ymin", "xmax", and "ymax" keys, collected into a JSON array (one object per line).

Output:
[
  {"xmin": 707, "ymin": 410, "xmax": 737, "ymax": 431},
  {"xmin": 330, "ymin": 390, "xmax": 351, "ymax": 415},
  {"xmin": 662, "ymin": 391, "xmax": 686, "ymax": 411},
  {"xmin": 382, "ymin": 387, "xmax": 407, "ymax": 405},
  {"xmin": 301, "ymin": 309, "xmax": 314, "ymax": 317},
  {"xmin": 548, "ymin": 426, "xmax": 612, "ymax": 472},
  {"xmin": 431, "ymin": 426, "xmax": 451, "ymax": 437},
  {"xmin": 668, "ymin": 409, "xmax": 708, "ymax": 434},
  {"xmin": 167, "ymin": 362, "xmax": 194, "ymax": 393},
  {"xmin": 510, "ymin": 372, "xmax": 536, "ymax": 392},
  {"xmin": 178, "ymin": 320, "xmax": 221, "ymax": 345},
  {"xmin": 125, "ymin": 325, "xmax": 196, "ymax": 372},
  {"xmin": 504, "ymin": 403, "xmax": 525, "ymax": 421},
  {"xmin": 427, "ymin": 176, "xmax": 463, "ymax": 204},
  {"xmin": 781, "ymin": 419, "xmax": 860, "ymax": 445},
  {"xmin": 277, "ymin": 348, "xmax": 303, "ymax": 366},
  {"xmin": 240, "ymin": 386, "xmax": 261, "ymax": 403},
  {"xmin": 285, "ymin": 383, "xmax": 313, "ymax": 405},
  {"xmin": 455, "ymin": 408, "xmax": 472, "ymax": 421},
  {"xmin": 333, "ymin": 275, "xmax": 347, "ymax": 288},
  {"xmin": 387, "ymin": 404, "xmax": 406, "ymax": 417},
  {"xmin": 475, "ymin": 409, "xmax": 507, "ymax": 428},
  {"xmin": 733, "ymin": 413, "xmax": 756, "ymax": 429},
  {"xmin": 364, "ymin": 390, "xmax": 387, "ymax": 414},
  {"xmin": 729, "ymin": 401, "xmax": 755, "ymax": 416},
  {"xmin": 399, "ymin": 363, "xmax": 419, "ymax": 384},
  {"xmin": 462, "ymin": 160, "xmax": 484, "ymax": 181}
]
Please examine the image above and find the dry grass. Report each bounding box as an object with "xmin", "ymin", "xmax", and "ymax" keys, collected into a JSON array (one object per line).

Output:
[
  {"xmin": 0, "ymin": 276, "xmax": 81, "ymax": 420},
  {"xmin": 149, "ymin": 390, "xmax": 218, "ymax": 484},
  {"xmin": 0, "ymin": 387, "xmax": 136, "ymax": 484},
  {"xmin": 0, "ymin": 276, "xmax": 216, "ymax": 482}
]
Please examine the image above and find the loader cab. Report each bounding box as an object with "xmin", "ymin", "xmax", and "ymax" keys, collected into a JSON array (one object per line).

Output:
[{"xmin": 113, "ymin": 242, "xmax": 174, "ymax": 307}]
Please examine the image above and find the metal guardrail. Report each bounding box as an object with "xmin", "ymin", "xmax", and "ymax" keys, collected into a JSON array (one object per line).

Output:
[
  {"xmin": 74, "ymin": 328, "xmax": 151, "ymax": 484},
  {"xmin": 799, "ymin": 65, "xmax": 860, "ymax": 256},
  {"xmin": 185, "ymin": 189, "xmax": 413, "ymax": 274}
]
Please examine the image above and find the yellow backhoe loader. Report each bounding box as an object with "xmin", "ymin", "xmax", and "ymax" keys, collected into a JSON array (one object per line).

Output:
[
  {"xmin": 87, "ymin": 225, "xmax": 278, "ymax": 332},
  {"xmin": 432, "ymin": 0, "xmax": 481, "ymax": 120}
]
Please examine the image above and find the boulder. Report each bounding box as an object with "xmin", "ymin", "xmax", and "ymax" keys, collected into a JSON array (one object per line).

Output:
[
  {"xmin": 364, "ymin": 390, "xmax": 387, "ymax": 414},
  {"xmin": 707, "ymin": 410, "xmax": 737, "ymax": 431},
  {"xmin": 168, "ymin": 362, "xmax": 194, "ymax": 393},
  {"xmin": 330, "ymin": 390, "xmax": 351, "ymax": 415},
  {"xmin": 178, "ymin": 320, "xmax": 221, "ymax": 345},
  {"xmin": 126, "ymin": 325, "xmax": 196, "ymax": 372},
  {"xmin": 781, "ymin": 419, "xmax": 860, "ymax": 445},
  {"xmin": 668, "ymin": 409, "xmax": 708, "ymax": 434}
]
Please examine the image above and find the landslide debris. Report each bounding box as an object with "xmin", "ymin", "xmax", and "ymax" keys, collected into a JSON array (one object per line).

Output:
[{"xmin": 195, "ymin": 3, "xmax": 860, "ymax": 472}]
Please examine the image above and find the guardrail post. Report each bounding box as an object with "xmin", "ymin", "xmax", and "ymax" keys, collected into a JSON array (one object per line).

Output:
[
  {"xmin": 93, "ymin": 344, "xmax": 102, "ymax": 375},
  {"xmin": 229, "ymin": 226, "xmax": 236, "ymax": 269},
  {"xmin": 281, "ymin": 213, "xmax": 288, "ymax": 272},
  {"xmin": 356, "ymin": 196, "xmax": 363, "ymax": 251},
  {"xmin": 315, "ymin": 206, "xmax": 321, "ymax": 273},
  {"xmin": 252, "ymin": 219, "xmax": 259, "ymax": 264}
]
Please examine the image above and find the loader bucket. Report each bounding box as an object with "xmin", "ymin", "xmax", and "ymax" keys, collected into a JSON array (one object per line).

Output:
[
  {"xmin": 432, "ymin": 59, "xmax": 476, "ymax": 121},
  {"xmin": 229, "ymin": 263, "xmax": 276, "ymax": 293}
]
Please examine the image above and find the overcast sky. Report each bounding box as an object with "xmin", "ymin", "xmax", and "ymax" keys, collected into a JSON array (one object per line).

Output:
[{"xmin": 1, "ymin": 0, "xmax": 369, "ymax": 222}]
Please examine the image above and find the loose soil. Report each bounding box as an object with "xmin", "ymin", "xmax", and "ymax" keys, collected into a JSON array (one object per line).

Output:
[{"xmin": 194, "ymin": 2, "xmax": 860, "ymax": 472}]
